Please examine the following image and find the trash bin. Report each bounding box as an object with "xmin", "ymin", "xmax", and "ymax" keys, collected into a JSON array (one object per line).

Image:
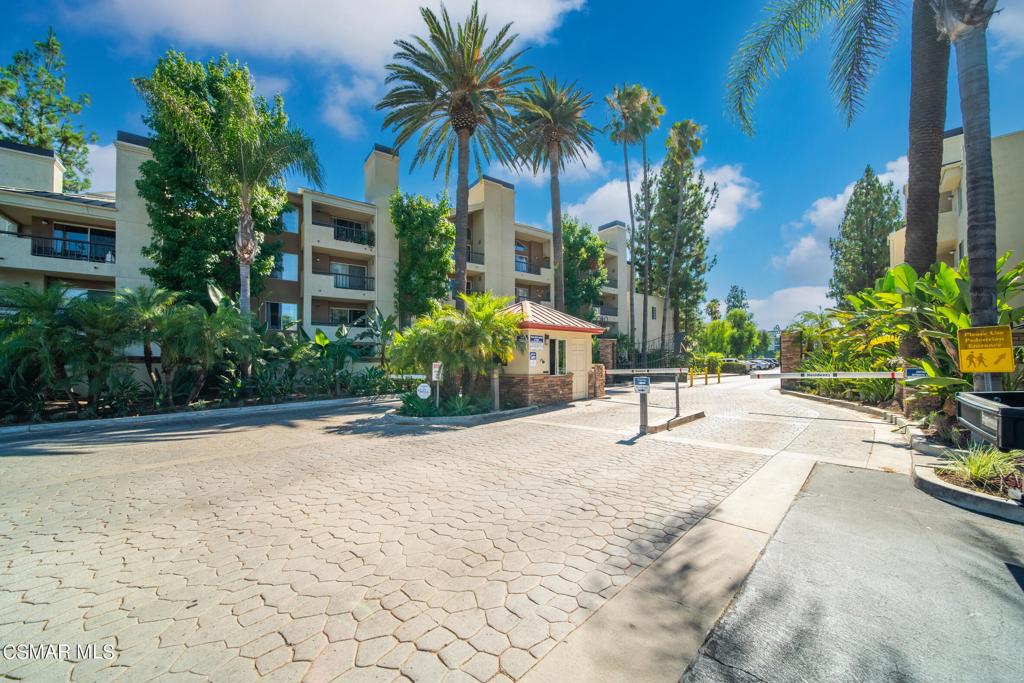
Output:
[{"xmin": 955, "ymin": 391, "xmax": 1024, "ymax": 450}]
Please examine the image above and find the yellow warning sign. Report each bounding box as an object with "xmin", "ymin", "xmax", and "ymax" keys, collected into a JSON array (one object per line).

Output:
[{"xmin": 957, "ymin": 325, "xmax": 1016, "ymax": 373}]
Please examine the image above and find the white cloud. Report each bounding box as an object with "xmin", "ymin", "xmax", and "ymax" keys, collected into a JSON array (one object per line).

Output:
[
  {"xmin": 86, "ymin": 143, "xmax": 117, "ymax": 193},
  {"xmin": 489, "ymin": 147, "xmax": 610, "ymax": 188},
  {"xmin": 252, "ymin": 74, "xmax": 291, "ymax": 98},
  {"xmin": 748, "ymin": 286, "xmax": 831, "ymax": 329},
  {"xmin": 804, "ymin": 156, "xmax": 908, "ymax": 235},
  {"xmin": 66, "ymin": 0, "xmax": 584, "ymax": 75},
  {"xmin": 991, "ymin": 4, "xmax": 1024, "ymax": 62},
  {"xmin": 700, "ymin": 162, "xmax": 761, "ymax": 235},
  {"xmin": 322, "ymin": 76, "xmax": 380, "ymax": 139},
  {"xmin": 564, "ymin": 158, "xmax": 759, "ymax": 234},
  {"xmin": 770, "ymin": 234, "xmax": 832, "ymax": 284}
]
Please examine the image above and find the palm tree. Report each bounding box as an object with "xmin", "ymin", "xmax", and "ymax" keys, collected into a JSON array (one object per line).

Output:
[
  {"xmin": 606, "ymin": 84, "xmax": 645, "ymax": 362},
  {"xmin": 357, "ymin": 306, "xmax": 399, "ymax": 371},
  {"xmin": 932, "ymin": 0, "xmax": 1000, "ymax": 391},
  {"xmin": 67, "ymin": 297, "xmax": 133, "ymax": 413},
  {"xmin": 660, "ymin": 120, "xmax": 704, "ymax": 349},
  {"xmin": 726, "ymin": 0, "xmax": 949, "ymax": 276},
  {"xmin": 377, "ymin": 1, "xmax": 532, "ymax": 312},
  {"xmin": 116, "ymin": 286, "xmax": 176, "ymax": 393},
  {"xmin": 633, "ymin": 90, "xmax": 665, "ymax": 366},
  {"xmin": 134, "ymin": 61, "xmax": 323, "ymax": 315},
  {"xmin": 514, "ymin": 75, "xmax": 596, "ymax": 312}
]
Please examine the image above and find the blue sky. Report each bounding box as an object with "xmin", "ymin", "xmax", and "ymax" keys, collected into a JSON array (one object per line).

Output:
[{"xmin": 4, "ymin": 1, "xmax": 1024, "ymax": 327}]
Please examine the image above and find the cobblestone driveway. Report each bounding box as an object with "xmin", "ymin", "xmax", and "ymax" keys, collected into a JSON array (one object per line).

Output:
[{"xmin": 0, "ymin": 377, "xmax": 885, "ymax": 682}]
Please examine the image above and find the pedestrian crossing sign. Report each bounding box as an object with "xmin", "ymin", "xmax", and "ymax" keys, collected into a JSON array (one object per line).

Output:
[{"xmin": 957, "ymin": 325, "xmax": 1016, "ymax": 373}]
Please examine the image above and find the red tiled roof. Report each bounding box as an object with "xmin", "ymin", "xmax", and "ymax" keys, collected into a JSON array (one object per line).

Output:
[{"xmin": 501, "ymin": 301, "xmax": 604, "ymax": 334}]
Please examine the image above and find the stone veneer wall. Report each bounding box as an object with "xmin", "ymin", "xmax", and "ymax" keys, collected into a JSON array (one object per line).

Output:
[
  {"xmin": 598, "ymin": 339, "xmax": 616, "ymax": 369},
  {"xmin": 589, "ymin": 364, "xmax": 606, "ymax": 399},
  {"xmin": 779, "ymin": 331, "xmax": 803, "ymax": 391},
  {"xmin": 501, "ymin": 373, "xmax": 573, "ymax": 407}
]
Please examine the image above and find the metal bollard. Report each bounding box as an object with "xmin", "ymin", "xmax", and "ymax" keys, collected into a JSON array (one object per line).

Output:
[
  {"xmin": 639, "ymin": 392, "xmax": 648, "ymax": 435},
  {"xmin": 704, "ymin": 368, "xmax": 708, "ymax": 385},
  {"xmin": 674, "ymin": 373, "xmax": 680, "ymax": 417},
  {"xmin": 717, "ymin": 368, "xmax": 721, "ymax": 384},
  {"xmin": 689, "ymin": 370, "xmax": 694, "ymax": 387}
]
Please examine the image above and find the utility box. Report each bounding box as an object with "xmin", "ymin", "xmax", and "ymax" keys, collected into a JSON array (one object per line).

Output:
[{"xmin": 956, "ymin": 391, "xmax": 1024, "ymax": 450}]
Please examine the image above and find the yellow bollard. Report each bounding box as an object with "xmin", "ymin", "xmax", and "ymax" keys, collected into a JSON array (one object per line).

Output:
[
  {"xmin": 704, "ymin": 368, "xmax": 708, "ymax": 385},
  {"xmin": 717, "ymin": 368, "xmax": 721, "ymax": 384},
  {"xmin": 689, "ymin": 369, "xmax": 694, "ymax": 387}
]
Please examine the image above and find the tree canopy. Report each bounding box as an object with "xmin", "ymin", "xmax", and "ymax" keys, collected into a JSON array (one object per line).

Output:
[
  {"xmin": 561, "ymin": 216, "xmax": 608, "ymax": 319},
  {"xmin": 391, "ymin": 190, "xmax": 455, "ymax": 324}
]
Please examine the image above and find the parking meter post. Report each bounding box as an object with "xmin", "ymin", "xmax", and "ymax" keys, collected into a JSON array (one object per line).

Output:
[{"xmin": 639, "ymin": 392, "xmax": 648, "ymax": 435}]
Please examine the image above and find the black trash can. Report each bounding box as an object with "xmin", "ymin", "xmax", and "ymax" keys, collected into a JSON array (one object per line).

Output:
[{"xmin": 955, "ymin": 391, "xmax": 1024, "ymax": 450}]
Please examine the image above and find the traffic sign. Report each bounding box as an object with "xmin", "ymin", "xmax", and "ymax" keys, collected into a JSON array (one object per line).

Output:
[
  {"xmin": 633, "ymin": 376, "xmax": 651, "ymax": 393},
  {"xmin": 431, "ymin": 362, "xmax": 443, "ymax": 381},
  {"xmin": 957, "ymin": 325, "xmax": 1015, "ymax": 373},
  {"xmin": 416, "ymin": 383, "xmax": 431, "ymax": 400},
  {"xmin": 904, "ymin": 367, "xmax": 927, "ymax": 379}
]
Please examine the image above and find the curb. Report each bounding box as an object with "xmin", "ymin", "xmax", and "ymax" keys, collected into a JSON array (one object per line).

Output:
[
  {"xmin": 646, "ymin": 411, "xmax": 705, "ymax": 435},
  {"xmin": 0, "ymin": 395, "xmax": 401, "ymax": 440},
  {"xmin": 781, "ymin": 388, "xmax": 1023, "ymax": 523},
  {"xmin": 383, "ymin": 405, "xmax": 539, "ymax": 427}
]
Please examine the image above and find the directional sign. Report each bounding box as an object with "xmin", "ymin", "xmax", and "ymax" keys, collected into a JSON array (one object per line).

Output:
[
  {"xmin": 633, "ymin": 376, "xmax": 651, "ymax": 393},
  {"xmin": 904, "ymin": 367, "xmax": 927, "ymax": 379},
  {"xmin": 957, "ymin": 325, "xmax": 1015, "ymax": 373},
  {"xmin": 415, "ymin": 383, "xmax": 431, "ymax": 400}
]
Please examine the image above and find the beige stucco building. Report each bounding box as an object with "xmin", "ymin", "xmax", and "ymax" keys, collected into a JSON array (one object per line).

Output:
[
  {"xmin": 0, "ymin": 133, "xmax": 668, "ymax": 351},
  {"xmin": 888, "ymin": 128, "xmax": 1024, "ymax": 279}
]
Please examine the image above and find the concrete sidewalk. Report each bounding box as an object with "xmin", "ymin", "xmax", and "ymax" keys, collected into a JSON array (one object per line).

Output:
[{"xmin": 684, "ymin": 464, "xmax": 1024, "ymax": 683}]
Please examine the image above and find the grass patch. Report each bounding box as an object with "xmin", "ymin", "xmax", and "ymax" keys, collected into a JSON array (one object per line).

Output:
[{"xmin": 937, "ymin": 445, "xmax": 1023, "ymax": 499}]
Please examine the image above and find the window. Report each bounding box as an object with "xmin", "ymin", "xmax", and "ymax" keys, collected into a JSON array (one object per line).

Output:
[
  {"xmin": 282, "ymin": 207, "xmax": 299, "ymax": 233},
  {"xmin": 52, "ymin": 224, "xmax": 115, "ymax": 262},
  {"xmin": 334, "ymin": 218, "xmax": 364, "ymax": 232},
  {"xmin": 515, "ymin": 240, "xmax": 530, "ymax": 272},
  {"xmin": 329, "ymin": 307, "xmax": 367, "ymax": 326},
  {"xmin": 651, "ymin": 306, "xmax": 657, "ymax": 320},
  {"xmin": 515, "ymin": 286, "xmax": 530, "ymax": 302},
  {"xmin": 266, "ymin": 302, "xmax": 298, "ymax": 330},
  {"xmin": 271, "ymin": 253, "xmax": 298, "ymax": 281}
]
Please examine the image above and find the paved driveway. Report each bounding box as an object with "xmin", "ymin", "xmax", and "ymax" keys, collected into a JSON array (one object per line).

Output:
[{"xmin": 0, "ymin": 376, "xmax": 901, "ymax": 682}]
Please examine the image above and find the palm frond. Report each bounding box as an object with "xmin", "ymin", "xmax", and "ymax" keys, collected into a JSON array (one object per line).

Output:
[{"xmin": 829, "ymin": 0, "xmax": 900, "ymax": 126}]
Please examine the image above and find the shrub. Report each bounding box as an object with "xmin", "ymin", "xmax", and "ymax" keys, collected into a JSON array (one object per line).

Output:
[
  {"xmin": 938, "ymin": 445, "xmax": 1022, "ymax": 495},
  {"xmin": 398, "ymin": 392, "xmax": 439, "ymax": 417},
  {"xmin": 721, "ymin": 361, "xmax": 748, "ymax": 374}
]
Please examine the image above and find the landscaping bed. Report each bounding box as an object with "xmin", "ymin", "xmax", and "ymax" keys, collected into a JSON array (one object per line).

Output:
[{"xmin": 933, "ymin": 446, "xmax": 1023, "ymax": 504}]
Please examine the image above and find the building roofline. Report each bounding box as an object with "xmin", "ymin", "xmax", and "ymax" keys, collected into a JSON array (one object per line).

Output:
[
  {"xmin": 364, "ymin": 143, "xmax": 397, "ymax": 163},
  {"xmin": 472, "ymin": 174, "xmax": 515, "ymax": 191},
  {"xmin": 943, "ymin": 127, "xmax": 964, "ymax": 139},
  {"xmin": 116, "ymin": 130, "xmax": 153, "ymax": 148},
  {"xmin": 597, "ymin": 220, "xmax": 626, "ymax": 230},
  {"xmin": 0, "ymin": 139, "xmax": 56, "ymax": 159}
]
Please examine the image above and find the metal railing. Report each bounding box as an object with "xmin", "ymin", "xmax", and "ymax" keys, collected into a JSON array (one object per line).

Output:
[
  {"xmin": 333, "ymin": 225, "xmax": 375, "ymax": 246},
  {"xmin": 313, "ymin": 271, "xmax": 375, "ymax": 291},
  {"xmin": 514, "ymin": 257, "xmax": 549, "ymax": 275},
  {"xmin": 310, "ymin": 318, "xmax": 368, "ymax": 328},
  {"xmin": 467, "ymin": 248, "xmax": 485, "ymax": 265},
  {"xmin": 515, "ymin": 293, "xmax": 550, "ymax": 304},
  {"xmin": 600, "ymin": 305, "xmax": 618, "ymax": 316},
  {"xmin": 2, "ymin": 231, "xmax": 117, "ymax": 263}
]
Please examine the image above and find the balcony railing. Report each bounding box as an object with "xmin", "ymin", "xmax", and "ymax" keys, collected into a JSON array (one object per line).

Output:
[
  {"xmin": 3, "ymin": 231, "xmax": 116, "ymax": 263},
  {"xmin": 311, "ymin": 219, "xmax": 375, "ymax": 246},
  {"xmin": 516, "ymin": 293, "xmax": 550, "ymax": 304},
  {"xmin": 313, "ymin": 271, "xmax": 375, "ymax": 291},
  {"xmin": 310, "ymin": 318, "xmax": 368, "ymax": 328},
  {"xmin": 514, "ymin": 257, "xmax": 550, "ymax": 275},
  {"xmin": 467, "ymin": 248, "xmax": 485, "ymax": 265},
  {"xmin": 600, "ymin": 305, "xmax": 618, "ymax": 317}
]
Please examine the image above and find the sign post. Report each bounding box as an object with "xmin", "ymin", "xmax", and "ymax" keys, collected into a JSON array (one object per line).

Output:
[
  {"xmin": 431, "ymin": 362, "xmax": 443, "ymax": 410},
  {"xmin": 957, "ymin": 325, "xmax": 1015, "ymax": 391},
  {"xmin": 634, "ymin": 376, "xmax": 651, "ymax": 435}
]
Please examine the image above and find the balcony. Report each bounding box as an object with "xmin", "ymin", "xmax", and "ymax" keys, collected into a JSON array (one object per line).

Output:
[
  {"xmin": 315, "ymin": 272, "xmax": 374, "ymax": 291},
  {"xmin": 600, "ymin": 305, "xmax": 618, "ymax": 317},
  {"xmin": 467, "ymin": 248, "xmax": 485, "ymax": 265},
  {"xmin": 514, "ymin": 257, "xmax": 550, "ymax": 275},
  {"xmin": 0, "ymin": 230, "xmax": 117, "ymax": 278},
  {"xmin": 3, "ymin": 231, "xmax": 116, "ymax": 263},
  {"xmin": 311, "ymin": 216, "xmax": 375, "ymax": 250}
]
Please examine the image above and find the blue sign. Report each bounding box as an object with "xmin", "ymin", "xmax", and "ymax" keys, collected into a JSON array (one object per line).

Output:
[
  {"xmin": 905, "ymin": 367, "xmax": 927, "ymax": 379},
  {"xmin": 633, "ymin": 376, "xmax": 651, "ymax": 393}
]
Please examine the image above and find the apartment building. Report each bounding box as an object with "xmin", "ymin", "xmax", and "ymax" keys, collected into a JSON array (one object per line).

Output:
[
  {"xmin": 0, "ymin": 133, "xmax": 668, "ymax": 346},
  {"xmin": 888, "ymin": 127, "xmax": 1024, "ymax": 276}
]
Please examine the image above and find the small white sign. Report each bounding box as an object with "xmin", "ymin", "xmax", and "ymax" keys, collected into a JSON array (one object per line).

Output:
[
  {"xmin": 416, "ymin": 383, "xmax": 431, "ymax": 400},
  {"xmin": 431, "ymin": 362, "xmax": 443, "ymax": 381},
  {"xmin": 633, "ymin": 376, "xmax": 651, "ymax": 394},
  {"xmin": 529, "ymin": 334, "xmax": 544, "ymax": 350}
]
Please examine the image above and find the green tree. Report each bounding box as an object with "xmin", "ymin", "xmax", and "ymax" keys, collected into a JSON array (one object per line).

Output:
[
  {"xmin": 726, "ymin": 308, "xmax": 759, "ymax": 358},
  {"xmin": 66, "ymin": 297, "xmax": 133, "ymax": 414},
  {"xmin": 705, "ymin": 299, "xmax": 722, "ymax": 321},
  {"xmin": 634, "ymin": 89, "xmax": 665, "ymax": 364},
  {"xmin": 726, "ymin": 285, "xmax": 749, "ymax": 312},
  {"xmin": 377, "ymin": 1, "xmax": 531, "ymax": 312},
  {"xmin": 699, "ymin": 319, "xmax": 732, "ymax": 355},
  {"xmin": 561, "ymin": 215, "xmax": 608, "ymax": 318},
  {"xmin": 0, "ymin": 28, "xmax": 97, "ymax": 192},
  {"xmin": 390, "ymin": 191, "xmax": 455, "ymax": 324},
  {"xmin": 828, "ymin": 165, "xmax": 903, "ymax": 304},
  {"xmin": 358, "ymin": 307, "xmax": 399, "ymax": 371},
  {"xmin": 134, "ymin": 51, "xmax": 322, "ymax": 315},
  {"xmin": 116, "ymin": 286, "xmax": 176, "ymax": 392},
  {"xmin": 514, "ymin": 75, "xmax": 595, "ymax": 311},
  {"xmin": 726, "ymin": 0, "xmax": 950, "ymax": 295},
  {"xmin": 933, "ymin": 0, "xmax": 1000, "ymax": 391}
]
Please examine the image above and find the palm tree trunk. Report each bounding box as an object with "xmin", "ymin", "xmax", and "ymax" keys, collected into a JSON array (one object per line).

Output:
[
  {"xmin": 900, "ymin": 0, "xmax": 950, "ymax": 372},
  {"xmin": 453, "ymin": 128, "xmax": 471, "ymax": 312},
  {"xmin": 661, "ymin": 167, "xmax": 687, "ymax": 351},
  {"xmin": 640, "ymin": 138, "xmax": 651, "ymax": 367},
  {"xmin": 550, "ymin": 143, "xmax": 565, "ymax": 312},
  {"xmin": 142, "ymin": 340, "xmax": 160, "ymax": 392},
  {"xmin": 622, "ymin": 140, "xmax": 638, "ymax": 366},
  {"xmin": 236, "ymin": 186, "xmax": 258, "ymax": 316},
  {"xmin": 952, "ymin": 23, "xmax": 1000, "ymax": 391},
  {"xmin": 187, "ymin": 369, "xmax": 207, "ymax": 405}
]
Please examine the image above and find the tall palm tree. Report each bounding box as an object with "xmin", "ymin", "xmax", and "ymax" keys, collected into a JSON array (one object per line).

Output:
[
  {"xmin": 116, "ymin": 286, "xmax": 176, "ymax": 392},
  {"xmin": 514, "ymin": 75, "xmax": 596, "ymax": 312},
  {"xmin": 726, "ymin": 0, "xmax": 948, "ymax": 276},
  {"xmin": 377, "ymin": 1, "xmax": 532, "ymax": 312},
  {"xmin": 634, "ymin": 90, "xmax": 665, "ymax": 366},
  {"xmin": 607, "ymin": 84, "xmax": 645, "ymax": 362},
  {"xmin": 932, "ymin": 0, "xmax": 1000, "ymax": 391},
  {"xmin": 134, "ymin": 62, "xmax": 323, "ymax": 315},
  {"xmin": 660, "ymin": 120, "xmax": 704, "ymax": 349}
]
